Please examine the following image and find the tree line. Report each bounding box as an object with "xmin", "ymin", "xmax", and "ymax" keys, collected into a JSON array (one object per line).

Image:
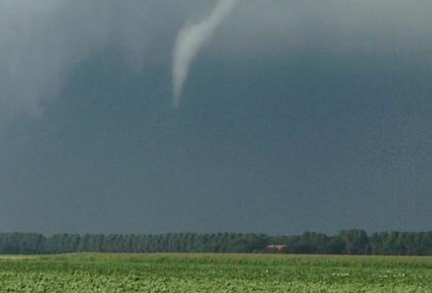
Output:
[{"xmin": 1, "ymin": 230, "xmax": 432, "ymax": 255}]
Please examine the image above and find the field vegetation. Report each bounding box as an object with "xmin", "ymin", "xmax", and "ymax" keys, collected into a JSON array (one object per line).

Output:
[{"xmin": 1, "ymin": 253, "xmax": 432, "ymax": 292}]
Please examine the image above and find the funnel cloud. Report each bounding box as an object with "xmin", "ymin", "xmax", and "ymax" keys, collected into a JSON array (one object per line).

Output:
[{"xmin": 172, "ymin": 0, "xmax": 240, "ymax": 107}]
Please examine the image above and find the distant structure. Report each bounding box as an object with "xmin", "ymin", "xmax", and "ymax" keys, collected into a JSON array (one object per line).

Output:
[{"xmin": 265, "ymin": 244, "xmax": 287, "ymax": 254}]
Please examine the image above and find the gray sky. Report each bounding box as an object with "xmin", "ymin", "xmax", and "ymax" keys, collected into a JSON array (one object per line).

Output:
[{"xmin": 1, "ymin": 0, "xmax": 432, "ymax": 234}]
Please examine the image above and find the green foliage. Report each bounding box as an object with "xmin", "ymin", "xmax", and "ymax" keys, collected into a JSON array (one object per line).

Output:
[
  {"xmin": 2, "ymin": 230, "xmax": 432, "ymax": 255},
  {"xmin": 1, "ymin": 253, "xmax": 432, "ymax": 292}
]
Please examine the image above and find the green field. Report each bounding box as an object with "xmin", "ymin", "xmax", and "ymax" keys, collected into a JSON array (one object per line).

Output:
[{"xmin": 1, "ymin": 253, "xmax": 432, "ymax": 292}]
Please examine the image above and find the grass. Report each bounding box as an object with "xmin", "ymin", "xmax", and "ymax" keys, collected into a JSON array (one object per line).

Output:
[{"xmin": 0, "ymin": 253, "xmax": 431, "ymax": 292}]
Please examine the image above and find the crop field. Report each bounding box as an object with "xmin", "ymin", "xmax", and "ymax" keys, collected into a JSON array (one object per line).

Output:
[{"xmin": 0, "ymin": 253, "xmax": 432, "ymax": 292}]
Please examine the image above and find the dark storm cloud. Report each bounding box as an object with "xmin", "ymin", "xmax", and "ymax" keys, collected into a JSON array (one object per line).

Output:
[
  {"xmin": 1, "ymin": 0, "xmax": 431, "ymax": 124},
  {"xmin": 0, "ymin": 1, "xmax": 431, "ymax": 234},
  {"xmin": 0, "ymin": 0, "xmax": 171, "ymax": 124}
]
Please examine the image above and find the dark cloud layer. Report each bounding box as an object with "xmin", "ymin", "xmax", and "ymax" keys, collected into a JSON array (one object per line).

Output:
[{"xmin": 0, "ymin": 0, "xmax": 431, "ymax": 234}]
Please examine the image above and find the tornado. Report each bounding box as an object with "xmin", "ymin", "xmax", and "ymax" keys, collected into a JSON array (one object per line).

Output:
[{"xmin": 172, "ymin": 0, "xmax": 240, "ymax": 107}]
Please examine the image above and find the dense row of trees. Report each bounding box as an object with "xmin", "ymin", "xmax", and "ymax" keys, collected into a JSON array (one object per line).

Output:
[
  {"xmin": 1, "ymin": 230, "xmax": 432, "ymax": 255},
  {"xmin": 0, "ymin": 233, "xmax": 268, "ymax": 254}
]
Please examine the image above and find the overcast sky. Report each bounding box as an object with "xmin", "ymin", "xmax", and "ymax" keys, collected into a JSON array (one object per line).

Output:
[{"xmin": 1, "ymin": 0, "xmax": 432, "ymax": 235}]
